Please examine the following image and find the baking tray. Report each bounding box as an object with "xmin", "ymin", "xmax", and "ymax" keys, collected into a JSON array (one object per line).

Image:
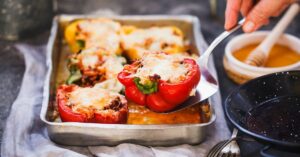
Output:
[{"xmin": 40, "ymin": 14, "xmax": 216, "ymax": 146}]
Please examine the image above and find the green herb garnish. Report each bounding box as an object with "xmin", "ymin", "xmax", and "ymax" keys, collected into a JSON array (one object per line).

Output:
[
  {"xmin": 66, "ymin": 68, "xmax": 82, "ymax": 85},
  {"xmin": 133, "ymin": 77, "xmax": 158, "ymax": 94},
  {"xmin": 76, "ymin": 40, "xmax": 85, "ymax": 49}
]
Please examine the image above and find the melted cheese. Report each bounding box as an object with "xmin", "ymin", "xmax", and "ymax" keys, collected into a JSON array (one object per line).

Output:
[
  {"xmin": 79, "ymin": 48, "xmax": 101, "ymax": 69},
  {"xmin": 78, "ymin": 19, "xmax": 120, "ymax": 35},
  {"xmin": 77, "ymin": 48, "xmax": 125, "ymax": 90},
  {"xmin": 76, "ymin": 19, "xmax": 121, "ymax": 54},
  {"xmin": 94, "ymin": 78, "xmax": 123, "ymax": 93},
  {"xmin": 81, "ymin": 54, "xmax": 99, "ymax": 69},
  {"xmin": 103, "ymin": 56, "xmax": 126, "ymax": 79},
  {"xmin": 121, "ymin": 27, "xmax": 184, "ymax": 57},
  {"xmin": 68, "ymin": 86, "xmax": 119, "ymax": 114},
  {"xmin": 92, "ymin": 56, "xmax": 125, "ymax": 93},
  {"xmin": 134, "ymin": 53, "xmax": 189, "ymax": 84},
  {"xmin": 79, "ymin": 48, "xmax": 125, "ymax": 79}
]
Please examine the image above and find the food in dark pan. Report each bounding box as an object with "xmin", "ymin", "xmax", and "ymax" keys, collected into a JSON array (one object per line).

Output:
[
  {"xmin": 56, "ymin": 84, "xmax": 128, "ymax": 124},
  {"xmin": 118, "ymin": 52, "xmax": 200, "ymax": 112},
  {"xmin": 225, "ymin": 71, "xmax": 300, "ymax": 150}
]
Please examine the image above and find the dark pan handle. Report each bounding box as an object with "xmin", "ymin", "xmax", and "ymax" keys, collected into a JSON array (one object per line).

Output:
[{"xmin": 260, "ymin": 145, "xmax": 277, "ymax": 157}]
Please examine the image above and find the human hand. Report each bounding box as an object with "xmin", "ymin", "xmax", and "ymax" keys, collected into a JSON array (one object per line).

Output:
[{"xmin": 225, "ymin": 0, "xmax": 296, "ymax": 33}]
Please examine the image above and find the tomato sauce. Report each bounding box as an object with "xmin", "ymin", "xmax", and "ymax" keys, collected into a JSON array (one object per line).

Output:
[{"xmin": 127, "ymin": 101, "xmax": 210, "ymax": 125}]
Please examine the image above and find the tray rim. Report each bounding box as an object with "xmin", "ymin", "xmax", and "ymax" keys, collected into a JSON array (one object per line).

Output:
[{"xmin": 40, "ymin": 14, "xmax": 217, "ymax": 129}]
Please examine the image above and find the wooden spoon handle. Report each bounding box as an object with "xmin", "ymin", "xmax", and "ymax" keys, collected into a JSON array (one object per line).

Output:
[
  {"xmin": 258, "ymin": 3, "xmax": 299, "ymax": 54},
  {"xmin": 244, "ymin": 49, "xmax": 267, "ymax": 66}
]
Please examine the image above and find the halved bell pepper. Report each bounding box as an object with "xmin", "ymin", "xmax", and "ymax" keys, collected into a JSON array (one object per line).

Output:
[
  {"xmin": 117, "ymin": 58, "xmax": 200, "ymax": 112},
  {"xmin": 64, "ymin": 19, "xmax": 122, "ymax": 55},
  {"xmin": 56, "ymin": 84, "xmax": 128, "ymax": 123}
]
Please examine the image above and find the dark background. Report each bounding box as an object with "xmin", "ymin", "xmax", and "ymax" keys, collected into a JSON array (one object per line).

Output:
[{"xmin": 0, "ymin": 0, "xmax": 299, "ymax": 156}]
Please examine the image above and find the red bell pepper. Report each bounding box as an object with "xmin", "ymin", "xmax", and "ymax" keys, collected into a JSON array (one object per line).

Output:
[
  {"xmin": 56, "ymin": 84, "xmax": 128, "ymax": 123},
  {"xmin": 118, "ymin": 57, "xmax": 200, "ymax": 112}
]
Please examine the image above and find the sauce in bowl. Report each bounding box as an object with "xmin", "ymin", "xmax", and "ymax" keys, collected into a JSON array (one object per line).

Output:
[
  {"xmin": 246, "ymin": 96, "xmax": 300, "ymax": 143},
  {"xmin": 233, "ymin": 44, "xmax": 300, "ymax": 67}
]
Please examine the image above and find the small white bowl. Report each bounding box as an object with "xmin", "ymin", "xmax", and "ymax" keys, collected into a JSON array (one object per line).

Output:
[{"xmin": 223, "ymin": 31, "xmax": 300, "ymax": 84}]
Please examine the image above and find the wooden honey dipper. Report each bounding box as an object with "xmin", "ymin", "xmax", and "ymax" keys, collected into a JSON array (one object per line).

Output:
[{"xmin": 245, "ymin": 3, "xmax": 299, "ymax": 67}]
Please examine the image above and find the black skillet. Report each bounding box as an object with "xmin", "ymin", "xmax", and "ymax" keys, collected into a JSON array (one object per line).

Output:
[{"xmin": 224, "ymin": 71, "xmax": 300, "ymax": 156}]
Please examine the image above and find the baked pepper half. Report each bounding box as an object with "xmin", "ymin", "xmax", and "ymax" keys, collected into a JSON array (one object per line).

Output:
[
  {"xmin": 64, "ymin": 19, "xmax": 122, "ymax": 55},
  {"xmin": 56, "ymin": 84, "xmax": 128, "ymax": 123},
  {"xmin": 117, "ymin": 52, "xmax": 200, "ymax": 112},
  {"xmin": 66, "ymin": 48, "xmax": 126, "ymax": 88}
]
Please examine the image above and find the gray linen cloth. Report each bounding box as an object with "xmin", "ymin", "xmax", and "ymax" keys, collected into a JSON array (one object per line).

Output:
[{"xmin": 1, "ymin": 41, "xmax": 230, "ymax": 156}]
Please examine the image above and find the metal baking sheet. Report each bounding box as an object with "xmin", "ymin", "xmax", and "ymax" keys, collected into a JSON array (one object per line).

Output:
[{"xmin": 40, "ymin": 14, "xmax": 216, "ymax": 146}]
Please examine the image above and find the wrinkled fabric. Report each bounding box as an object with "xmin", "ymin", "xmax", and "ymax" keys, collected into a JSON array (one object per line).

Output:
[
  {"xmin": 1, "ymin": 45, "xmax": 89, "ymax": 157},
  {"xmin": 1, "ymin": 37, "xmax": 230, "ymax": 157}
]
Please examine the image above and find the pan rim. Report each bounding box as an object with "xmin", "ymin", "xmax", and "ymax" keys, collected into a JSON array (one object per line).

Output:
[{"xmin": 40, "ymin": 14, "xmax": 217, "ymax": 128}]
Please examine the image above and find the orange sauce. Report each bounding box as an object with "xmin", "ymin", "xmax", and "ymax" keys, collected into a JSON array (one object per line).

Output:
[
  {"xmin": 233, "ymin": 44, "xmax": 300, "ymax": 67},
  {"xmin": 127, "ymin": 101, "xmax": 208, "ymax": 124}
]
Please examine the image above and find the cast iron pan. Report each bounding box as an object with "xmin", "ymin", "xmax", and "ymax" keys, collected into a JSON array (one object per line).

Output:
[{"xmin": 225, "ymin": 71, "xmax": 300, "ymax": 154}]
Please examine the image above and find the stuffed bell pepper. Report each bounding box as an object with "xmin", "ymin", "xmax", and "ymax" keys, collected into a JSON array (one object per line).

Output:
[
  {"xmin": 118, "ymin": 52, "xmax": 201, "ymax": 112},
  {"xmin": 56, "ymin": 84, "xmax": 128, "ymax": 123},
  {"xmin": 67, "ymin": 47, "xmax": 125, "ymax": 91},
  {"xmin": 64, "ymin": 18, "xmax": 122, "ymax": 55},
  {"xmin": 120, "ymin": 26, "xmax": 187, "ymax": 60}
]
